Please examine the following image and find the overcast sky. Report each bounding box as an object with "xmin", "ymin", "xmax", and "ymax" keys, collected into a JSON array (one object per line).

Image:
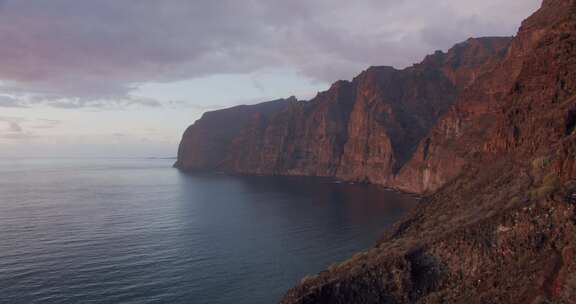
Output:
[{"xmin": 0, "ymin": 0, "xmax": 541, "ymax": 157}]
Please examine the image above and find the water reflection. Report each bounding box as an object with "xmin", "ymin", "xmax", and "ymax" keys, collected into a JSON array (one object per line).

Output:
[
  {"xmin": 0, "ymin": 159, "xmax": 416, "ymax": 304},
  {"xmin": 175, "ymin": 172, "xmax": 415, "ymax": 304}
]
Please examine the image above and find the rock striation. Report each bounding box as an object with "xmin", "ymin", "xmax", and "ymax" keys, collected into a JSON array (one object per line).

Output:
[
  {"xmin": 174, "ymin": 97, "xmax": 295, "ymax": 170},
  {"xmin": 175, "ymin": 37, "xmax": 512, "ymax": 191}
]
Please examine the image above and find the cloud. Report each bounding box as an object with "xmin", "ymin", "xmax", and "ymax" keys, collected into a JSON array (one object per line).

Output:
[
  {"xmin": 0, "ymin": 116, "xmax": 25, "ymax": 123},
  {"xmin": 0, "ymin": 116, "xmax": 62, "ymax": 140},
  {"xmin": 8, "ymin": 121, "xmax": 22, "ymax": 132},
  {"xmin": 0, "ymin": 132, "xmax": 35, "ymax": 140},
  {"xmin": 0, "ymin": 0, "xmax": 542, "ymax": 106},
  {"xmin": 30, "ymin": 119, "xmax": 61, "ymax": 129},
  {"xmin": 27, "ymin": 96, "xmax": 163, "ymax": 109},
  {"xmin": 0, "ymin": 95, "xmax": 26, "ymax": 107},
  {"xmin": 0, "ymin": 116, "xmax": 29, "ymax": 140},
  {"xmin": 166, "ymin": 100, "xmax": 225, "ymax": 111},
  {"xmin": 126, "ymin": 97, "xmax": 162, "ymax": 108}
]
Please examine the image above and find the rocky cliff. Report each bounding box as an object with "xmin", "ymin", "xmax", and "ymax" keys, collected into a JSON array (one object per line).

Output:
[
  {"xmin": 174, "ymin": 97, "xmax": 295, "ymax": 170},
  {"xmin": 281, "ymin": 0, "xmax": 576, "ymax": 302},
  {"xmin": 175, "ymin": 37, "xmax": 512, "ymax": 189},
  {"xmin": 175, "ymin": 0, "xmax": 576, "ymax": 302}
]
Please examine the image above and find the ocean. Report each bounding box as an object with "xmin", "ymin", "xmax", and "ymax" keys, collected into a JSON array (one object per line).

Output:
[{"xmin": 0, "ymin": 158, "xmax": 415, "ymax": 304}]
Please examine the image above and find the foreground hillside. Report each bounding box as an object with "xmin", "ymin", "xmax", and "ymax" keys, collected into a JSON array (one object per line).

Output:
[
  {"xmin": 176, "ymin": 0, "xmax": 576, "ymax": 302},
  {"xmin": 281, "ymin": 0, "xmax": 576, "ymax": 302}
]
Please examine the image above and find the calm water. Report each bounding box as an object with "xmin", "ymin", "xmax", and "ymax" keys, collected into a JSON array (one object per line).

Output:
[{"xmin": 0, "ymin": 158, "xmax": 415, "ymax": 304}]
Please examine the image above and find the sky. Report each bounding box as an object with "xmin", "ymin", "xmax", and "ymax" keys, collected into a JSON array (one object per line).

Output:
[{"xmin": 0, "ymin": 0, "xmax": 542, "ymax": 158}]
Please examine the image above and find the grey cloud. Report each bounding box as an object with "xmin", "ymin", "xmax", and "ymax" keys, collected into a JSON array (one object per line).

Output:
[
  {"xmin": 0, "ymin": 116, "xmax": 32, "ymax": 140},
  {"xmin": 167, "ymin": 100, "xmax": 225, "ymax": 111},
  {"xmin": 0, "ymin": 116, "xmax": 62, "ymax": 140},
  {"xmin": 30, "ymin": 119, "xmax": 61, "ymax": 129},
  {"xmin": 126, "ymin": 97, "xmax": 162, "ymax": 108},
  {"xmin": 0, "ymin": 95, "xmax": 27, "ymax": 107},
  {"xmin": 0, "ymin": 116, "xmax": 25, "ymax": 123},
  {"xmin": 8, "ymin": 121, "xmax": 22, "ymax": 132},
  {"xmin": 0, "ymin": 0, "xmax": 542, "ymax": 105},
  {"xmin": 37, "ymin": 96, "xmax": 163, "ymax": 109},
  {"xmin": 0, "ymin": 116, "xmax": 61, "ymax": 133},
  {"xmin": 0, "ymin": 132, "xmax": 35, "ymax": 140}
]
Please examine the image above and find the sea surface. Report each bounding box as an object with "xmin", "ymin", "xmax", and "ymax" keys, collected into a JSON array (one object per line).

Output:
[{"xmin": 0, "ymin": 158, "xmax": 416, "ymax": 304}]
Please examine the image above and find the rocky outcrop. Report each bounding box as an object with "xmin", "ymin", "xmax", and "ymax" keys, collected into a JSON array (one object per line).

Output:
[
  {"xmin": 281, "ymin": 0, "xmax": 576, "ymax": 302},
  {"xmin": 175, "ymin": 37, "xmax": 512, "ymax": 187},
  {"xmin": 174, "ymin": 97, "xmax": 295, "ymax": 170}
]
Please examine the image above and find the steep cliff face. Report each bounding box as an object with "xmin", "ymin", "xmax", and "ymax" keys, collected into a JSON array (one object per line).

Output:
[
  {"xmin": 175, "ymin": 37, "xmax": 512, "ymax": 184},
  {"xmin": 223, "ymin": 80, "xmax": 356, "ymax": 176},
  {"xmin": 174, "ymin": 97, "xmax": 295, "ymax": 170},
  {"xmin": 394, "ymin": 0, "xmax": 576, "ymax": 194},
  {"xmin": 281, "ymin": 0, "xmax": 576, "ymax": 302}
]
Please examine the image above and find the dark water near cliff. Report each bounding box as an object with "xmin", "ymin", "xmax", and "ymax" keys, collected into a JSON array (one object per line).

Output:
[{"xmin": 0, "ymin": 158, "xmax": 416, "ymax": 304}]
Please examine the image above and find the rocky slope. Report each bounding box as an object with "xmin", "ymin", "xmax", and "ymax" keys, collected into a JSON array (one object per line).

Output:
[
  {"xmin": 175, "ymin": 37, "xmax": 512, "ymax": 189},
  {"xmin": 393, "ymin": 0, "xmax": 576, "ymax": 194},
  {"xmin": 281, "ymin": 0, "xmax": 576, "ymax": 302},
  {"xmin": 174, "ymin": 0, "xmax": 576, "ymax": 302}
]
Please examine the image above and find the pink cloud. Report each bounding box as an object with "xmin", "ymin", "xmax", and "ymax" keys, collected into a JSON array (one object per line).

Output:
[{"xmin": 0, "ymin": 0, "xmax": 542, "ymax": 105}]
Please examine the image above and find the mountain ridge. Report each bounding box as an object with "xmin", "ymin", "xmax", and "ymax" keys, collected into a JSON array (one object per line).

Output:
[{"xmin": 175, "ymin": 36, "xmax": 513, "ymax": 193}]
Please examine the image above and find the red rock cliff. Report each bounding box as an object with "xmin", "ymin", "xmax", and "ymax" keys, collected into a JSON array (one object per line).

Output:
[
  {"xmin": 175, "ymin": 37, "xmax": 512, "ymax": 186},
  {"xmin": 394, "ymin": 0, "xmax": 576, "ymax": 193},
  {"xmin": 174, "ymin": 97, "xmax": 295, "ymax": 170}
]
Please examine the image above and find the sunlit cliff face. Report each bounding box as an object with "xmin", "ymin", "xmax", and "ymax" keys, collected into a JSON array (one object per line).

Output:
[{"xmin": 0, "ymin": 0, "xmax": 540, "ymax": 157}]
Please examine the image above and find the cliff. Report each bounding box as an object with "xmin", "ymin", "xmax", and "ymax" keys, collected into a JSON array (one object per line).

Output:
[
  {"xmin": 281, "ymin": 0, "xmax": 576, "ymax": 302},
  {"xmin": 393, "ymin": 0, "xmax": 576, "ymax": 194},
  {"xmin": 175, "ymin": 37, "xmax": 512, "ymax": 189},
  {"xmin": 174, "ymin": 97, "xmax": 295, "ymax": 170},
  {"xmin": 175, "ymin": 0, "xmax": 576, "ymax": 302}
]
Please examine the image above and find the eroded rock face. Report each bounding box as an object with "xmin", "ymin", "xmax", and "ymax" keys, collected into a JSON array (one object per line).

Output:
[
  {"xmin": 174, "ymin": 97, "xmax": 295, "ymax": 170},
  {"xmin": 281, "ymin": 0, "xmax": 576, "ymax": 303},
  {"xmin": 394, "ymin": 0, "xmax": 576, "ymax": 193},
  {"xmin": 175, "ymin": 37, "xmax": 512, "ymax": 186}
]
